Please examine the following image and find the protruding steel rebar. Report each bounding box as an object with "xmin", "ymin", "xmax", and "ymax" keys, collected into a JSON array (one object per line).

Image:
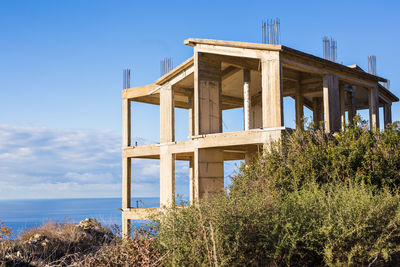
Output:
[
  {"xmin": 368, "ymin": 55, "xmax": 377, "ymax": 75},
  {"xmin": 323, "ymin": 36, "xmax": 337, "ymax": 62},
  {"xmin": 330, "ymin": 38, "xmax": 337, "ymax": 62},
  {"xmin": 123, "ymin": 69, "xmax": 131, "ymax": 89},
  {"xmin": 160, "ymin": 57, "xmax": 173, "ymax": 76},
  {"xmin": 261, "ymin": 18, "xmax": 280, "ymax": 44}
]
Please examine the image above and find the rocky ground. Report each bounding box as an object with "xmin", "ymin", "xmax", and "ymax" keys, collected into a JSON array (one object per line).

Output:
[{"xmin": 0, "ymin": 218, "xmax": 129, "ymax": 266}]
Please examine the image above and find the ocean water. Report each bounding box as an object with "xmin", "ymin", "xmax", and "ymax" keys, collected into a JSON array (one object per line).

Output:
[{"xmin": 0, "ymin": 198, "xmax": 159, "ymax": 239}]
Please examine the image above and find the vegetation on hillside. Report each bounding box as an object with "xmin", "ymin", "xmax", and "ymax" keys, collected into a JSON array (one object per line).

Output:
[
  {"xmin": 156, "ymin": 119, "xmax": 400, "ymax": 266},
  {"xmin": 2, "ymin": 118, "xmax": 400, "ymax": 266}
]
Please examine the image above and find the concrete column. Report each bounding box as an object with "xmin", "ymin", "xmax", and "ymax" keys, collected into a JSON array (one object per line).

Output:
[
  {"xmin": 122, "ymin": 98, "xmax": 131, "ymax": 237},
  {"xmin": 347, "ymin": 86, "xmax": 356, "ymax": 124},
  {"xmin": 384, "ymin": 103, "xmax": 392, "ymax": 127},
  {"xmin": 313, "ymin": 97, "xmax": 323, "ymax": 126},
  {"xmin": 160, "ymin": 85, "xmax": 174, "ymax": 143},
  {"xmin": 369, "ymin": 86, "xmax": 379, "ymax": 131},
  {"xmin": 295, "ymin": 83, "xmax": 304, "ymax": 130},
  {"xmin": 194, "ymin": 148, "xmax": 224, "ymax": 201},
  {"xmin": 192, "ymin": 51, "xmax": 224, "ymax": 204},
  {"xmin": 122, "ymin": 98, "xmax": 131, "ymax": 147},
  {"xmin": 243, "ymin": 69, "xmax": 251, "ymax": 131},
  {"xmin": 250, "ymin": 100, "xmax": 262, "ymax": 129},
  {"xmin": 194, "ymin": 52, "xmax": 222, "ymax": 135},
  {"xmin": 245, "ymin": 151, "xmax": 257, "ymax": 165},
  {"xmin": 122, "ymin": 213, "xmax": 131, "ymax": 238},
  {"xmin": 261, "ymin": 51, "xmax": 283, "ymax": 129},
  {"xmin": 160, "ymin": 147, "xmax": 175, "ymax": 207},
  {"xmin": 189, "ymin": 157, "xmax": 195, "ymax": 204},
  {"xmin": 323, "ymin": 74, "xmax": 340, "ymax": 133},
  {"xmin": 188, "ymin": 94, "xmax": 194, "ymax": 138},
  {"xmin": 160, "ymin": 84, "xmax": 175, "ymax": 207},
  {"xmin": 339, "ymin": 83, "xmax": 345, "ymax": 130},
  {"xmin": 122, "ymin": 157, "xmax": 131, "ymax": 237}
]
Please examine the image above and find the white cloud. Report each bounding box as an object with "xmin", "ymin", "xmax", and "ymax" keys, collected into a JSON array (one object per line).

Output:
[
  {"xmin": 0, "ymin": 125, "xmax": 162, "ymax": 199},
  {"xmin": 0, "ymin": 125, "xmax": 242, "ymax": 199}
]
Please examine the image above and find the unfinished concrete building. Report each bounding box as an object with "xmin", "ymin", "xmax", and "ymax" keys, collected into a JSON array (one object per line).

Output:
[{"xmin": 121, "ymin": 38, "xmax": 399, "ymax": 235}]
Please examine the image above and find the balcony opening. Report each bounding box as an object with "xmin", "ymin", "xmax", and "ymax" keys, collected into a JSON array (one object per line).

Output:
[
  {"xmin": 224, "ymin": 160, "xmax": 244, "ymax": 193},
  {"xmin": 174, "ymin": 158, "xmax": 190, "ymax": 206},
  {"xmin": 379, "ymin": 107, "xmax": 384, "ymax": 130},
  {"xmin": 131, "ymin": 158, "xmax": 160, "ymax": 208},
  {"xmin": 357, "ymin": 109, "xmax": 369, "ymax": 126},
  {"xmin": 304, "ymin": 105, "xmax": 313, "ymax": 129},
  {"xmin": 283, "ymin": 96, "xmax": 296, "ymax": 129},
  {"xmin": 131, "ymin": 102, "xmax": 160, "ymax": 145},
  {"xmin": 175, "ymin": 107, "xmax": 189, "ymax": 141},
  {"xmin": 222, "ymin": 108, "xmax": 244, "ymax": 133}
]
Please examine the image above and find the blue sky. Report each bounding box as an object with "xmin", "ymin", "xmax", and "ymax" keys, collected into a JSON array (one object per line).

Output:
[{"xmin": 1, "ymin": 0, "xmax": 399, "ymax": 199}]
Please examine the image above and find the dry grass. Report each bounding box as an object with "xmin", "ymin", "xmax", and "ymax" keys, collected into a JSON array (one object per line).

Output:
[
  {"xmin": 0, "ymin": 219, "xmax": 162, "ymax": 266},
  {"xmin": 0, "ymin": 222, "xmax": 12, "ymax": 241},
  {"xmin": 19, "ymin": 221, "xmax": 87, "ymax": 244},
  {"xmin": 80, "ymin": 227, "xmax": 164, "ymax": 266}
]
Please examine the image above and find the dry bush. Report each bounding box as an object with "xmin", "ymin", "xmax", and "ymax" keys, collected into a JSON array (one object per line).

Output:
[
  {"xmin": 0, "ymin": 221, "xmax": 12, "ymax": 241},
  {"xmin": 0, "ymin": 219, "xmax": 116, "ymax": 266},
  {"xmin": 0, "ymin": 220, "xmax": 163, "ymax": 266},
  {"xmin": 20, "ymin": 222, "xmax": 78, "ymax": 242},
  {"xmin": 79, "ymin": 227, "xmax": 164, "ymax": 266}
]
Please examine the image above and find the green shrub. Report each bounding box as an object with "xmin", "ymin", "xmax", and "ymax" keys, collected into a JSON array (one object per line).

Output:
[
  {"xmin": 157, "ymin": 182, "xmax": 400, "ymax": 266},
  {"xmin": 156, "ymin": 122, "xmax": 400, "ymax": 266},
  {"xmin": 235, "ymin": 118, "xmax": 400, "ymax": 194}
]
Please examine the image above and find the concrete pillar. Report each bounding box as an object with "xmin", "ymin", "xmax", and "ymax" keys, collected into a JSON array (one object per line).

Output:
[
  {"xmin": 384, "ymin": 103, "xmax": 392, "ymax": 127},
  {"xmin": 122, "ymin": 98, "xmax": 131, "ymax": 147},
  {"xmin": 159, "ymin": 84, "xmax": 175, "ymax": 207},
  {"xmin": 339, "ymin": 83, "xmax": 345, "ymax": 130},
  {"xmin": 295, "ymin": 83, "xmax": 304, "ymax": 130},
  {"xmin": 188, "ymin": 94, "xmax": 194, "ymax": 138},
  {"xmin": 160, "ymin": 147, "xmax": 175, "ymax": 207},
  {"xmin": 245, "ymin": 151, "xmax": 257, "ymax": 165},
  {"xmin": 194, "ymin": 148, "xmax": 224, "ymax": 201},
  {"xmin": 194, "ymin": 52, "xmax": 222, "ymax": 135},
  {"xmin": 243, "ymin": 69, "xmax": 251, "ymax": 131},
  {"xmin": 323, "ymin": 74, "xmax": 340, "ymax": 133},
  {"xmin": 313, "ymin": 97, "xmax": 323, "ymax": 126},
  {"xmin": 369, "ymin": 86, "xmax": 379, "ymax": 131},
  {"xmin": 160, "ymin": 85, "xmax": 174, "ymax": 143},
  {"xmin": 192, "ymin": 51, "xmax": 224, "ymax": 203},
  {"xmin": 122, "ymin": 157, "xmax": 131, "ymax": 237},
  {"xmin": 261, "ymin": 51, "xmax": 283, "ymax": 129},
  {"xmin": 122, "ymin": 98, "xmax": 131, "ymax": 237},
  {"xmin": 250, "ymin": 100, "xmax": 262, "ymax": 129},
  {"xmin": 189, "ymin": 157, "xmax": 195, "ymax": 204},
  {"xmin": 347, "ymin": 86, "xmax": 356, "ymax": 124}
]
